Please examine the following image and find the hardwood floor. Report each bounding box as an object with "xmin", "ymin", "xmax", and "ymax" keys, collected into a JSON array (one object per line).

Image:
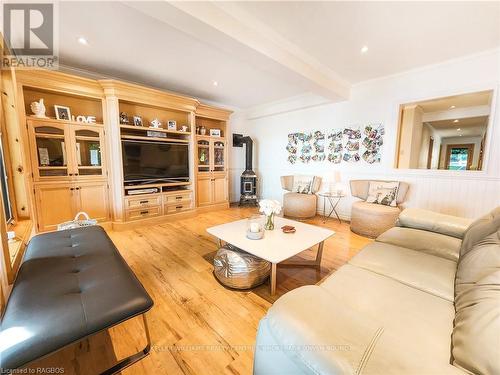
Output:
[{"xmin": 28, "ymin": 207, "xmax": 372, "ymax": 375}]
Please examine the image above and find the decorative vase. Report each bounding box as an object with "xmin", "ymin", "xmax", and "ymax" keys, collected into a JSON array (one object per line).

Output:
[{"xmin": 264, "ymin": 213, "xmax": 275, "ymax": 230}]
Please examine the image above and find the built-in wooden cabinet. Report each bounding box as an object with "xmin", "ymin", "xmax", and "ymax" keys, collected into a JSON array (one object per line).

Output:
[
  {"xmin": 196, "ymin": 175, "xmax": 213, "ymax": 206},
  {"xmin": 195, "ymin": 105, "xmax": 231, "ymax": 209},
  {"xmin": 196, "ymin": 170, "xmax": 228, "ymax": 207},
  {"xmin": 33, "ymin": 182, "xmax": 109, "ymax": 232},
  {"xmin": 196, "ymin": 137, "xmax": 226, "ymax": 174},
  {"xmin": 15, "ymin": 70, "xmax": 232, "ymax": 232},
  {"xmin": 27, "ymin": 118, "xmax": 106, "ymax": 182},
  {"xmin": 75, "ymin": 182, "xmax": 110, "ymax": 222},
  {"xmin": 33, "ymin": 183, "xmax": 74, "ymax": 232},
  {"xmin": 123, "ymin": 187, "xmax": 192, "ymax": 221}
]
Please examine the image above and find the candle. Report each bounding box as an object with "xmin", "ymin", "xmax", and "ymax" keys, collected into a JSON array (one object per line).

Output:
[{"xmin": 250, "ymin": 223, "xmax": 260, "ymax": 233}]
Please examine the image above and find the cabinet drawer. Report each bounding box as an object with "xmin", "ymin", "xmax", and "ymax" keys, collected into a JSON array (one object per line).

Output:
[
  {"xmin": 125, "ymin": 206, "xmax": 162, "ymax": 221},
  {"xmin": 164, "ymin": 202, "xmax": 192, "ymax": 214},
  {"xmin": 126, "ymin": 195, "xmax": 162, "ymax": 209},
  {"xmin": 164, "ymin": 192, "xmax": 192, "ymax": 204}
]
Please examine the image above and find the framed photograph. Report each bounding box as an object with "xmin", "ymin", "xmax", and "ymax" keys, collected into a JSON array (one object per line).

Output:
[
  {"xmin": 133, "ymin": 116, "xmax": 143, "ymax": 127},
  {"xmin": 54, "ymin": 105, "xmax": 71, "ymax": 120},
  {"xmin": 210, "ymin": 128, "xmax": 221, "ymax": 137},
  {"xmin": 167, "ymin": 120, "xmax": 177, "ymax": 130}
]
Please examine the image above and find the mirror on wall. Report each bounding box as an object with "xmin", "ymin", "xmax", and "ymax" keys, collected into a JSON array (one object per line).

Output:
[{"xmin": 396, "ymin": 90, "xmax": 493, "ymax": 171}]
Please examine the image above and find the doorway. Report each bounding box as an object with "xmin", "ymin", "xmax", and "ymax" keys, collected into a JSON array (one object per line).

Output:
[{"xmin": 445, "ymin": 144, "xmax": 474, "ymax": 170}]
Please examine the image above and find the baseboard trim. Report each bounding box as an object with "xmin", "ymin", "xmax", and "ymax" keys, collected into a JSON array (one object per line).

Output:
[
  {"xmin": 111, "ymin": 210, "xmax": 197, "ymax": 231},
  {"xmin": 111, "ymin": 203, "xmax": 230, "ymax": 230},
  {"xmin": 316, "ymin": 208, "xmax": 351, "ymax": 222}
]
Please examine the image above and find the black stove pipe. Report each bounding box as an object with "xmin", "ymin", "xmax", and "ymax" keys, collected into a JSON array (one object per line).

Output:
[
  {"xmin": 238, "ymin": 135, "xmax": 253, "ymax": 172},
  {"xmin": 241, "ymin": 136, "xmax": 253, "ymax": 172},
  {"xmin": 233, "ymin": 133, "xmax": 255, "ymax": 174}
]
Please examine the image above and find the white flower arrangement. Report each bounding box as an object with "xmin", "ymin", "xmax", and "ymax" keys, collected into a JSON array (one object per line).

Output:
[{"xmin": 259, "ymin": 199, "xmax": 282, "ymax": 217}]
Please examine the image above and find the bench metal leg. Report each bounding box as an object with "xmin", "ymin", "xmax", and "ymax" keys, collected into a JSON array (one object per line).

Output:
[{"xmin": 100, "ymin": 313, "xmax": 152, "ymax": 375}]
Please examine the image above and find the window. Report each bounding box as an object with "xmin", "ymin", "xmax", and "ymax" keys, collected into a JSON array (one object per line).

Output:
[
  {"xmin": 445, "ymin": 144, "xmax": 475, "ymax": 171},
  {"xmin": 0, "ymin": 141, "xmax": 13, "ymax": 223}
]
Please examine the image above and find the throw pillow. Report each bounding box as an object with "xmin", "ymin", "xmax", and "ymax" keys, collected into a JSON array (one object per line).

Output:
[
  {"xmin": 366, "ymin": 181, "xmax": 399, "ymax": 207},
  {"xmin": 292, "ymin": 175, "xmax": 315, "ymax": 194}
]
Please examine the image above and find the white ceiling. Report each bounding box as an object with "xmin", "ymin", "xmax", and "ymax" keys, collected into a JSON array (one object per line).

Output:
[
  {"xmin": 58, "ymin": 1, "xmax": 500, "ymax": 108},
  {"xmin": 58, "ymin": 2, "xmax": 307, "ymax": 108},
  {"xmin": 236, "ymin": 1, "xmax": 500, "ymax": 83},
  {"xmin": 428, "ymin": 116, "xmax": 489, "ymax": 138}
]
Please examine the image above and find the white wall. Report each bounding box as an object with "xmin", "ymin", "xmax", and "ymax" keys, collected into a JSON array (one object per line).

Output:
[{"xmin": 228, "ymin": 49, "xmax": 500, "ymax": 219}]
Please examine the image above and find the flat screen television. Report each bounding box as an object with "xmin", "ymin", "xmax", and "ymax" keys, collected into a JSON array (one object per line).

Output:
[{"xmin": 122, "ymin": 140, "xmax": 189, "ymax": 183}]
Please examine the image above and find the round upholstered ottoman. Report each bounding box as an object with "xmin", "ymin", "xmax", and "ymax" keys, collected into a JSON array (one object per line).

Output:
[
  {"xmin": 283, "ymin": 192, "xmax": 318, "ymax": 219},
  {"xmin": 350, "ymin": 201, "xmax": 401, "ymax": 238},
  {"xmin": 213, "ymin": 244, "xmax": 271, "ymax": 289}
]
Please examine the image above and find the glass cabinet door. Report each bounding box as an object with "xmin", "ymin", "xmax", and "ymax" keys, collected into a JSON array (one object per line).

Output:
[
  {"xmin": 32, "ymin": 124, "xmax": 70, "ymax": 179},
  {"xmin": 72, "ymin": 127, "xmax": 105, "ymax": 178},
  {"xmin": 197, "ymin": 140, "xmax": 210, "ymax": 173},
  {"xmin": 212, "ymin": 140, "xmax": 225, "ymax": 172}
]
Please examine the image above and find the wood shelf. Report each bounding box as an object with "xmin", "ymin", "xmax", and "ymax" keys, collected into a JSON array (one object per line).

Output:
[
  {"xmin": 121, "ymin": 135, "xmax": 190, "ymax": 143},
  {"xmin": 124, "ymin": 182, "xmax": 191, "ymax": 190},
  {"xmin": 27, "ymin": 116, "xmax": 104, "ymax": 127},
  {"xmin": 196, "ymin": 135, "xmax": 225, "ymax": 141},
  {"xmin": 120, "ymin": 124, "xmax": 191, "ymax": 135}
]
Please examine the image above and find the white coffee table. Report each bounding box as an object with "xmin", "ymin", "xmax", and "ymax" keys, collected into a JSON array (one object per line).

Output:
[{"xmin": 207, "ymin": 216, "xmax": 335, "ymax": 295}]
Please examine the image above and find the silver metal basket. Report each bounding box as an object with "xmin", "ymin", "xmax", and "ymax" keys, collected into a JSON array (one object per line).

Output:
[{"xmin": 213, "ymin": 244, "xmax": 271, "ymax": 289}]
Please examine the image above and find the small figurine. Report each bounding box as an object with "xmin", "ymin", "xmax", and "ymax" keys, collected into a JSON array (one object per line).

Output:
[
  {"xmin": 30, "ymin": 98, "xmax": 47, "ymax": 118},
  {"xmin": 133, "ymin": 116, "xmax": 143, "ymax": 126},
  {"xmin": 150, "ymin": 118, "xmax": 162, "ymax": 128},
  {"xmin": 119, "ymin": 112, "xmax": 129, "ymax": 124},
  {"xmin": 200, "ymin": 126, "xmax": 207, "ymax": 135}
]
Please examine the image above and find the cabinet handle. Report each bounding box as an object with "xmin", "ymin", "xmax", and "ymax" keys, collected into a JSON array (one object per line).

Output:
[
  {"xmin": 139, "ymin": 200, "xmax": 148, "ymax": 204},
  {"xmin": 175, "ymin": 196, "xmax": 182, "ymax": 200},
  {"xmin": 76, "ymin": 187, "xmax": 80, "ymax": 190},
  {"xmin": 69, "ymin": 173, "xmax": 73, "ymax": 176},
  {"xmin": 75, "ymin": 173, "xmax": 79, "ymax": 176},
  {"xmin": 70, "ymin": 187, "xmax": 74, "ymax": 191},
  {"xmin": 176, "ymin": 206, "xmax": 183, "ymax": 209},
  {"xmin": 140, "ymin": 210, "xmax": 149, "ymax": 215}
]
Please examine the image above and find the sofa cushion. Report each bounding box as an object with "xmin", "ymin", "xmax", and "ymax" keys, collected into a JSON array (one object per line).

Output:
[
  {"xmin": 320, "ymin": 265, "xmax": 460, "ymax": 374},
  {"xmin": 349, "ymin": 242, "xmax": 456, "ymax": 301},
  {"xmin": 460, "ymin": 206, "xmax": 500, "ymax": 257},
  {"xmin": 376, "ymin": 227, "xmax": 461, "ymax": 261},
  {"xmin": 452, "ymin": 229, "xmax": 500, "ymax": 375},
  {"xmin": 397, "ymin": 208, "xmax": 472, "ymax": 239},
  {"xmin": 266, "ymin": 285, "xmax": 381, "ymax": 374}
]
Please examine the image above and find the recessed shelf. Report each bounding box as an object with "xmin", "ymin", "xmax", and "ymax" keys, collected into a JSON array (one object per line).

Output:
[
  {"xmin": 120, "ymin": 124, "xmax": 191, "ymax": 135},
  {"xmin": 27, "ymin": 116, "xmax": 104, "ymax": 127},
  {"xmin": 196, "ymin": 135, "xmax": 225, "ymax": 141},
  {"xmin": 121, "ymin": 135, "xmax": 190, "ymax": 143},
  {"xmin": 124, "ymin": 182, "xmax": 191, "ymax": 190}
]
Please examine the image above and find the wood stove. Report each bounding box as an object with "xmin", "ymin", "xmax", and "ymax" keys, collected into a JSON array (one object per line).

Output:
[{"xmin": 233, "ymin": 134, "xmax": 258, "ymax": 206}]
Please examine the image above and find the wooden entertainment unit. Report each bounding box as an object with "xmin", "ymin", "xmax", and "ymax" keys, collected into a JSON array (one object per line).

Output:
[{"xmin": 13, "ymin": 70, "xmax": 232, "ymax": 232}]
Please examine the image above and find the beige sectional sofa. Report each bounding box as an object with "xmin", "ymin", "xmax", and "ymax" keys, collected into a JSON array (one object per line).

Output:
[{"xmin": 254, "ymin": 207, "xmax": 500, "ymax": 375}]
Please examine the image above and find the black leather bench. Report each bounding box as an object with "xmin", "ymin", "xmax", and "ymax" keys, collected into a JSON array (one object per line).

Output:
[{"xmin": 0, "ymin": 226, "xmax": 153, "ymax": 373}]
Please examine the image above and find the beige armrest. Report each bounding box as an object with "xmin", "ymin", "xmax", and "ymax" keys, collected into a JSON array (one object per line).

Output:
[{"xmin": 397, "ymin": 208, "xmax": 473, "ymax": 239}]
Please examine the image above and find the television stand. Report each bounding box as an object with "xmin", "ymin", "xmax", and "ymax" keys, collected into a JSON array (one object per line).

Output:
[{"xmin": 121, "ymin": 181, "xmax": 193, "ymax": 224}]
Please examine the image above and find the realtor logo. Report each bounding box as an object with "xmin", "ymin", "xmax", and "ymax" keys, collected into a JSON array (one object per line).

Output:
[{"xmin": 1, "ymin": 2, "xmax": 58, "ymax": 69}]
